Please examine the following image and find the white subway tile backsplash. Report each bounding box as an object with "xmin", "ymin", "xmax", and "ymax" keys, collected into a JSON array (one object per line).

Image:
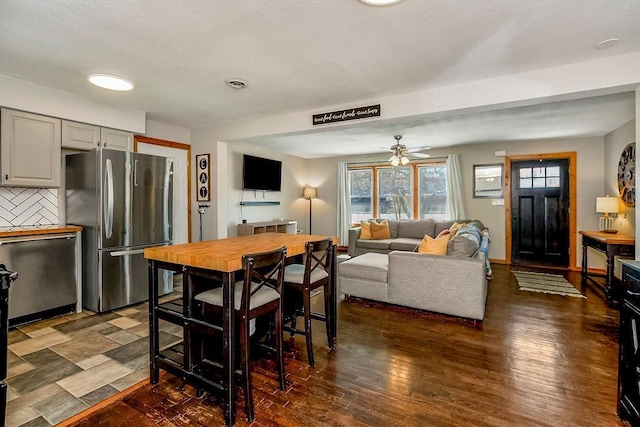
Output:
[{"xmin": 0, "ymin": 188, "xmax": 58, "ymax": 226}]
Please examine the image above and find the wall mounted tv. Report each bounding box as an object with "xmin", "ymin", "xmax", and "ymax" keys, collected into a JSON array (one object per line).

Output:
[{"xmin": 242, "ymin": 154, "xmax": 282, "ymax": 191}]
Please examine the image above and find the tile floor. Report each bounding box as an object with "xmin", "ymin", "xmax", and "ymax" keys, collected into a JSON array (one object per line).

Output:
[{"xmin": 5, "ymin": 291, "xmax": 182, "ymax": 427}]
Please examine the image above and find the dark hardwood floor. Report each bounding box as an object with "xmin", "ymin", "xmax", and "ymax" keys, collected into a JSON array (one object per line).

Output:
[{"xmin": 66, "ymin": 264, "xmax": 626, "ymax": 426}]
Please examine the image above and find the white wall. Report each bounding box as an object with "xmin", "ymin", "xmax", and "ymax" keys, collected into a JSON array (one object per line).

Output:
[
  {"xmin": 604, "ymin": 119, "xmax": 636, "ymax": 236},
  {"xmin": 144, "ymin": 119, "xmax": 191, "ymax": 143},
  {"xmin": 189, "ymin": 129, "xmax": 310, "ymax": 240}
]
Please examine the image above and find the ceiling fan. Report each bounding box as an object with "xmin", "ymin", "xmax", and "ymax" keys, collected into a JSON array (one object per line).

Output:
[{"xmin": 385, "ymin": 135, "xmax": 431, "ymax": 166}]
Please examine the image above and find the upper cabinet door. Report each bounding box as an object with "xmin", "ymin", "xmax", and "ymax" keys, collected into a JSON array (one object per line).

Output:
[
  {"xmin": 1, "ymin": 109, "xmax": 61, "ymax": 187},
  {"xmin": 62, "ymin": 120, "xmax": 100, "ymax": 150},
  {"xmin": 100, "ymin": 128, "xmax": 132, "ymax": 152}
]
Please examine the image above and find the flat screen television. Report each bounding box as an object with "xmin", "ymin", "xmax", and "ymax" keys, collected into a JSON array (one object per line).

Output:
[{"xmin": 242, "ymin": 154, "xmax": 282, "ymax": 191}]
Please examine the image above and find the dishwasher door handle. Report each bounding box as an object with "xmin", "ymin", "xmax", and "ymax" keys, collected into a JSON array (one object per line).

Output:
[{"xmin": 110, "ymin": 249, "xmax": 145, "ymax": 257}]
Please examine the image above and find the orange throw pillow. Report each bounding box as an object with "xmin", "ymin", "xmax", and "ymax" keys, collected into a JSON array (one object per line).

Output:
[
  {"xmin": 360, "ymin": 221, "xmax": 373, "ymax": 240},
  {"xmin": 418, "ymin": 233, "xmax": 449, "ymax": 255},
  {"xmin": 371, "ymin": 220, "xmax": 391, "ymax": 240}
]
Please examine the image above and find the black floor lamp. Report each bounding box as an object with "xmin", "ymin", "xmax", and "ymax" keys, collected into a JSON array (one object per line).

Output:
[{"xmin": 302, "ymin": 186, "xmax": 318, "ymax": 234}]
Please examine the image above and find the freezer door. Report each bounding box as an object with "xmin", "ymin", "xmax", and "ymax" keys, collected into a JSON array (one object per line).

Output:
[
  {"xmin": 101, "ymin": 149, "xmax": 130, "ymax": 249},
  {"xmin": 98, "ymin": 246, "xmax": 172, "ymax": 312},
  {"xmin": 131, "ymin": 153, "xmax": 173, "ymax": 246}
]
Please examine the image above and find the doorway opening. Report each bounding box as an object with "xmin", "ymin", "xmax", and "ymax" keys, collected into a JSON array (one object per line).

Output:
[{"xmin": 505, "ymin": 152, "xmax": 577, "ymax": 270}]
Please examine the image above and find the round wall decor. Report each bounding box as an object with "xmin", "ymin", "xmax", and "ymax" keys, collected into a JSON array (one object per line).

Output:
[{"xmin": 617, "ymin": 142, "xmax": 635, "ymax": 207}]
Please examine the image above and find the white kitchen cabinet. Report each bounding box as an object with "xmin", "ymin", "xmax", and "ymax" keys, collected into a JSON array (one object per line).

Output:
[
  {"xmin": 100, "ymin": 127, "xmax": 133, "ymax": 151},
  {"xmin": 1, "ymin": 108, "xmax": 61, "ymax": 187},
  {"xmin": 61, "ymin": 120, "xmax": 100, "ymax": 150}
]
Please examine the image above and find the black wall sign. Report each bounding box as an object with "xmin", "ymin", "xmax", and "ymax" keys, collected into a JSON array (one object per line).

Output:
[{"xmin": 312, "ymin": 104, "xmax": 381, "ymax": 126}]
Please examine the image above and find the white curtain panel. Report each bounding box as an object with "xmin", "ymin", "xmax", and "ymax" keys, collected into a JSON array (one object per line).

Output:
[
  {"xmin": 337, "ymin": 162, "xmax": 351, "ymax": 246},
  {"xmin": 445, "ymin": 154, "xmax": 467, "ymax": 220}
]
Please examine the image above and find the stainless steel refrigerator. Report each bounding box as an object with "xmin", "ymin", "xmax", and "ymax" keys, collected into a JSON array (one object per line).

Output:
[{"xmin": 65, "ymin": 149, "xmax": 173, "ymax": 312}]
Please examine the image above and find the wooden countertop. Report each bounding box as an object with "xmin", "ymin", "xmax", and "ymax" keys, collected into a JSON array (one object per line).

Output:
[
  {"xmin": 145, "ymin": 233, "xmax": 338, "ymax": 272},
  {"xmin": 0, "ymin": 224, "xmax": 82, "ymax": 238}
]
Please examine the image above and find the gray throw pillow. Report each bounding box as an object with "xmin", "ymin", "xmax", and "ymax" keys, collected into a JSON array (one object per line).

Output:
[{"xmin": 447, "ymin": 225, "xmax": 481, "ymax": 257}]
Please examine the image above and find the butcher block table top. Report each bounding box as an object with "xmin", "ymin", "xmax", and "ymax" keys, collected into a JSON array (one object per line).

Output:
[
  {"xmin": 0, "ymin": 224, "xmax": 82, "ymax": 238},
  {"xmin": 144, "ymin": 233, "xmax": 338, "ymax": 272}
]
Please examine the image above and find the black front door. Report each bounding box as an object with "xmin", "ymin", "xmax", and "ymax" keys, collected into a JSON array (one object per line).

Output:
[{"xmin": 511, "ymin": 158, "xmax": 570, "ymax": 267}]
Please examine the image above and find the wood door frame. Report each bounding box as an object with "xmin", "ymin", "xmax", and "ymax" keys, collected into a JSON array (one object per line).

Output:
[
  {"xmin": 134, "ymin": 135, "xmax": 192, "ymax": 243},
  {"xmin": 505, "ymin": 152, "xmax": 577, "ymax": 270}
]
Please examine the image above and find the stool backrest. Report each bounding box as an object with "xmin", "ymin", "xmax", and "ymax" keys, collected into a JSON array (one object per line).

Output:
[
  {"xmin": 241, "ymin": 246, "xmax": 287, "ymax": 311},
  {"xmin": 303, "ymin": 238, "xmax": 333, "ymax": 282}
]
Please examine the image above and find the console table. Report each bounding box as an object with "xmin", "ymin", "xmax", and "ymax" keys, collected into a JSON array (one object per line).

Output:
[{"xmin": 579, "ymin": 230, "xmax": 635, "ymax": 301}]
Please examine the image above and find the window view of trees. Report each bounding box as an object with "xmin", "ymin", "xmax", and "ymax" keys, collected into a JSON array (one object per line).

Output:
[
  {"xmin": 348, "ymin": 163, "xmax": 447, "ymax": 223},
  {"xmin": 418, "ymin": 164, "xmax": 447, "ymax": 219},
  {"xmin": 378, "ymin": 167, "xmax": 412, "ymax": 220},
  {"xmin": 349, "ymin": 169, "xmax": 372, "ymax": 223}
]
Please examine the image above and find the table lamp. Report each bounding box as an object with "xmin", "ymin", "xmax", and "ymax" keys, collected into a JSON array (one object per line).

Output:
[{"xmin": 596, "ymin": 195, "xmax": 619, "ymax": 233}]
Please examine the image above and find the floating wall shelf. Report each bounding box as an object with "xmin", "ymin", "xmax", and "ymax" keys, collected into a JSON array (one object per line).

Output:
[{"xmin": 240, "ymin": 201, "xmax": 280, "ymax": 206}]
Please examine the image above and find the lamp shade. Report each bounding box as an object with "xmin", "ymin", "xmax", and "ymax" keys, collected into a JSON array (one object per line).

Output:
[
  {"xmin": 302, "ymin": 186, "xmax": 318, "ymax": 199},
  {"xmin": 596, "ymin": 196, "xmax": 619, "ymax": 214}
]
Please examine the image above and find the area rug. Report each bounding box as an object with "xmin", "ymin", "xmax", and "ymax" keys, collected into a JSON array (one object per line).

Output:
[{"xmin": 512, "ymin": 270, "xmax": 586, "ymax": 298}]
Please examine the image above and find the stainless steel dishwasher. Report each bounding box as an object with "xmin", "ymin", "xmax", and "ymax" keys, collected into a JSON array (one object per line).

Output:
[{"xmin": 0, "ymin": 233, "xmax": 77, "ymax": 325}]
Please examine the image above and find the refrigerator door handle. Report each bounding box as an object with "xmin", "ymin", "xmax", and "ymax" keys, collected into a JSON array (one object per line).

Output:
[
  {"xmin": 110, "ymin": 249, "xmax": 145, "ymax": 257},
  {"xmin": 134, "ymin": 159, "xmax": 138, "ymax": 186},
  {"xmin": 104, "ymin": 158, "xmax": 114, "ymax": 238}
]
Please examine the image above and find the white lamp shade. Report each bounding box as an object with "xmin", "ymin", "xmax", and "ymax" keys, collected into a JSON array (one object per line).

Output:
[
  {"xmin": 302, "ymin": 186, "xmax": 317, "ymax": 199},
  {"xmin": 596, "ymin": 196, "xmax": 619, "ymax": 214}
]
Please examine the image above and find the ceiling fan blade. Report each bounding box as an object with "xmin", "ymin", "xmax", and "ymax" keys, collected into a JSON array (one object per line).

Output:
[
  {"xmin": 406, "ymin": 145, "xmax": 431, "ymax": 153},
  {"xmin": 411, "ymin": 152, "xmax": 432, "ymax": 159}
]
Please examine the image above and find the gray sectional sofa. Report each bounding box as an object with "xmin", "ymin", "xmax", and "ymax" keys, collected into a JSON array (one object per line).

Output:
[
  {"xmin": 348, "ymin": 218, "xmax": 472, "ymax": 257},
  {"xmin": 340, "ymin": 219, "xmax": 490, "ymax": 320}
]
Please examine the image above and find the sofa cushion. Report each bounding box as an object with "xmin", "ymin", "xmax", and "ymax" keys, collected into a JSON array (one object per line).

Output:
[
  {"xmin": 339, "ymin": 253, "xmax": 389, "ymax": 283},
  {"xmin": 356, "ymin": 238, "xmax": 393, "ymax": 250},
  {"xmin": 418, "ymin": 234, "xmax": 450, "ymax": 255},
  {"xmin": 389, "ymin": 238, "xmax": 422, "ymax": 252},
  {"xmin": 371, "ymin": 220, "xmax": 391, "ymax": 239},
  {"xmin": 447, "ymin": 225, "xmax": 481, "ymax": 257},
  {"xmin": 371, "ymin": 219, "xmax": 399, "ymax": 238},
  {"xmin": 398, "ymin": 219, "xmax": 436, "ymax": 239}
]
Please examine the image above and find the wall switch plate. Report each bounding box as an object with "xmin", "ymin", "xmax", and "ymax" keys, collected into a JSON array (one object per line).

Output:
[
  {"xmin": 492, "ymin": 199, "xmax": 505, "ymax": 206},
  {"xmin": 495, "ymin": 150, "xmax": 506, "ymax": 157}
]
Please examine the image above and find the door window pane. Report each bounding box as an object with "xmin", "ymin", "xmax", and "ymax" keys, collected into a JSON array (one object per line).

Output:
[
  {"xmin": 418, "ymin": 164, "xmax": 447, "ymax": 219},
  {"xmin": 349, "ymin": 169, "xmax": 372, "ymax": 224},
  {"xmin": 378, "ymin": 167, "xmax": 413, "ymax": 220}
]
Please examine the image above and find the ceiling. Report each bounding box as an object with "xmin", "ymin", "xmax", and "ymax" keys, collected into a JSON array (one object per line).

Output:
[{"xmin": 0, "ymin": 0, "xmax": 638, "ymax": 158}]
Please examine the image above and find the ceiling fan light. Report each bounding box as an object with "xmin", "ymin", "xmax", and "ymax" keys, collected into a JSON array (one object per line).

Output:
[
  {"xmin": 391, "ymin": 157, "xmax": 400, "ymax": 167},
  {"xmin": 400, "ymin": 156, "xmax": 409, "ymax": 165}
]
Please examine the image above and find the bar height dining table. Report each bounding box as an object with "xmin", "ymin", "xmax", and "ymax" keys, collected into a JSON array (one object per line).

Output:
[{"xmin": 144, "ymin": 233, "xmax": 338, "ymax": 426}]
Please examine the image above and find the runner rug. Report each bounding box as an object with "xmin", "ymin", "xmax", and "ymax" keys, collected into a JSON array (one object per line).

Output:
[{"xmin": 512, "ymin": 270, "xmax": 586, "ymax": 298}]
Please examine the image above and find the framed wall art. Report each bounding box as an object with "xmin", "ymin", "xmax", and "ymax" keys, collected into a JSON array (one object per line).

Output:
[{"xmin": 196, "ymin": 153, "xmax": 210, "ymax": 202}]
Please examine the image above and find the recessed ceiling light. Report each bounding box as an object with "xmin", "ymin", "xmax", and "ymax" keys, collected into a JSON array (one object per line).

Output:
[
  {"xmin": 359, "ymin": 0, "xmax": 403, "ymax": 5},
  {"xmin": 595, "ymin": 38, "xmax": 620, "ymax": 50},
  {"xmin": 88, "ymin": 74, "xmax": 134, "ymax": 91},
  {"xmin": 226, "ymin": 79, "xmax": 248, "ymax": 89}
]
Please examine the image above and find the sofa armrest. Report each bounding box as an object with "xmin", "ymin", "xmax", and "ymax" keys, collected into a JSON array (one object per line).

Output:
[
  {"xmin": 387, "ymin": 250, "xmax": 488, "ymax": 320},
  {"xmin": 348, "ymin": 227, "xmax": 362, "ymax": 257}
]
